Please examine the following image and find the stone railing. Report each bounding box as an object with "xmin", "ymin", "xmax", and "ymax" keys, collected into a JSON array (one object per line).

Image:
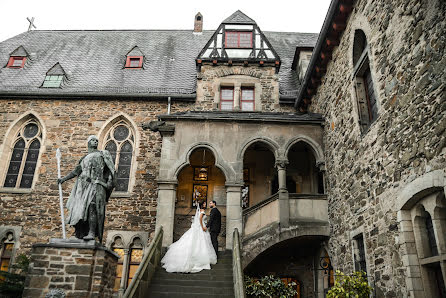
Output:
[
  {"xmin": 123, "ymin": 227, "xmax": 163, "ymax": 298},
  {"xmin": 243, "ymin": 193, "xmax": 280, "ymax": 236},
  {"xmin": 233, "ymin": 228, "xmax": 246, "ymax": 298},
  {"xmin": 288, "ymin": 193, "xmax": 328, "ymax": 222}
]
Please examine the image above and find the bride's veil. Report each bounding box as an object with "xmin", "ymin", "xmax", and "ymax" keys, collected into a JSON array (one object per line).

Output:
[{"xmin": 191, "ymin": 203, "xmax": 201, "ymax": 228}]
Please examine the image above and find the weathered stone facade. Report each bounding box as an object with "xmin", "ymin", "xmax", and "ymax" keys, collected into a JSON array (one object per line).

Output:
[
  {"xmin": 23, "ymin": 241, "xmax": 118, "ymax": 297},
  {"xmin": 307, "ymin": 0, "xmax": 446, "ymax": 296}
]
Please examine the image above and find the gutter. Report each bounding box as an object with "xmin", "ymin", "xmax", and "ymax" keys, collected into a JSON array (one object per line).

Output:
[
  {"xmin": 295, "ymin": 0, "xmax": 341, "ymax": 109},
  {"xmin": 0, "ymin": 90, "xmax": 196, "ymax": 101}
]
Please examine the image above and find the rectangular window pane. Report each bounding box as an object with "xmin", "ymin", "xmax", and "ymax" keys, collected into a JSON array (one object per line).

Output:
[
  {"xmin": 221, "ymin": 101, "xmax": 233, "ymax": 111},
  {"xmin": 226, "ymin": 32, "xmax": 238, "ymax": 48},
  {"xmin": 241, "ymin": 88, "xmax": 254, "ymax": 100},
  {"xmin": 241, "ymin": 102, "xmax": 254, "ymax": 111},
  {"xmin": 221, "ymin": 88, "xmax": 234, "ymax": 100},
  {"xmin": 239, "ymin": 33, "xmax": 252, "ymax": 48},
  {"xmin": 129, "ymin": 58, "xmax": 140, "ymax": 68},
  {"xmin": 12, "ymin": 58, "xmax": 23, "ymax": 67},
  {"xmin": 42, "ymin": 75, "xmax": 63, "ymax": 88}
]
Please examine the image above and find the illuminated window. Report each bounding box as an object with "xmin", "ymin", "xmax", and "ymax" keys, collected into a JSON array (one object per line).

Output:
[
  {"xmin": 220, "ymin": 87, "xmax": 234, "ymax": 111},
  {"xmin": 125, "ymin": 57, "xmax": 143, "ymax": 68},
  {"xmin": 7, "ymin": 57, "xmax": 26, "ymax": 68},
  {"xmin": 225, "ymin": 31, "xmax": 252, "ymax": 48},
  {"xmin": 0, "ymin": 232, "xmax": 15, "ymax": 280},
  {"xmin": 111, "ymin": 237, "xmax": 125, "ymax": 291},
  {"xmin": 104, "ymin": 121, "xmax": 134, "ymax": 192},
  {"xmin": 241, "ymin": 87, "xmax": 255, "ymax": 111},
  {"xmin": 3, "ymin": 120, "xmax": 42, "ymax": 189},
  {"xmin": 127, "ymin": 239, "xmax": 143, "ymax": 287}
]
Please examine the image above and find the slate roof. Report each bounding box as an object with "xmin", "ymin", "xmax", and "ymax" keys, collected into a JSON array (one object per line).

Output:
[
  {"xmin": 0, "ymin": 29, "xmax": 318, "ymax": 99},
  {"xmin": 159, "ymin": 110, "xmax": 324, "ymax": 124},
  {"xmin": 222, "ymin": 10, "xmax": 256, "ymax": 24}
]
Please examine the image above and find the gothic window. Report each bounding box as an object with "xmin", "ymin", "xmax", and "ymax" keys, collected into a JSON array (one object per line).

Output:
[
  {"xmin": 225, "ymin": 31, "xmax": 252, "ymax": 48},
  {"xmin": 0, "ymin": 232, "xmax": 15, "ymax": 279},
  {"xmin": 127, "ymin": 238, "xmax": 143, "ymax": 287},
  {"xmin": 353, "ymin": 234, "xmax": 367, "ymax": 274},
  {"xmin": 353, "ymin": 29, "xmax": 378, "ymax": 133},
  {"xmin": 103, "ymin": 121, "xmax": 134, "ymax": 192},
  {"xmin": 220, "ymin": 87, "xmax": 234, "ymax": 111},
  {"xmin": 241, "ymin": 87, "xmax": 255, "ymax": 111},
  {"xmin": 111, "ymin": 236, "xmax": 125, "ymax": 291},
  {"xmin": 3, "ymin": 120, "xmax": 42, "ymax": 189}
]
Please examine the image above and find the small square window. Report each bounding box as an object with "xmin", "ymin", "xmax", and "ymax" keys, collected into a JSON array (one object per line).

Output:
[
  {"xmin": 125, "ymin": 56, "xmax": 143, "ymax": 68},
  {"xmin": 225, "ymin": 32, "xmax": 252, "ymax": 48},
  {"xmin": 220, "ymin": 87, "xmax": 234, "ymax": 111},
  {"xmin": 42, "ymin": 75, "xmax": 63, "ymax": 88},
  {"xmin": 7, "ymin": 57, "xmax": 26, "ymax": 68}
]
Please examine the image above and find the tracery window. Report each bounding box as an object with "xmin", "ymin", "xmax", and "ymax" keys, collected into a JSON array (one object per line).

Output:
[
  {"xmin": 3, "ymin": 120, "xmax": 42, "ymax": 189},
  {"xmin": 0, "ymin": 232, "xmax": 15, "ymax": 279},
  {"xmin": 353, "ymin": 29, "xmax": 378, "ymax": 133},
  {"xmin": 103, "ymin": 121, "xmax": 134, "ymax": 192},
  {"xmin": 127, "ymin": 238, "xmax": 143, "ymax": 287}
]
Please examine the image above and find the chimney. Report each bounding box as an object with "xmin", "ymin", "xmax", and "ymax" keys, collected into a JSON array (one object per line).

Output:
[{"xmin": 194, "ymin": 12, "xmax": 203, "ymax": 33}]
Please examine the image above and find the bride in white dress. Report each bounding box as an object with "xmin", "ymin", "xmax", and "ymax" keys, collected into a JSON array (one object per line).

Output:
[{"xmin": 161, "ymin": 201, "xmax": 217, "ymax": 273}]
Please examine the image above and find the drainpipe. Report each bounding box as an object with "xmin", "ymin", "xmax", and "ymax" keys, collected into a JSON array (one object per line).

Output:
[{"xmin": 167, "ymin": 96, "xmax": 171, "ymax": 115}]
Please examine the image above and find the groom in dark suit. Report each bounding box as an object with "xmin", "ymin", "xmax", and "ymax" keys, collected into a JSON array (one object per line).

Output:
[{"xmin": 206, "ymin": 200, "xmax": 221, "ymax": 257}]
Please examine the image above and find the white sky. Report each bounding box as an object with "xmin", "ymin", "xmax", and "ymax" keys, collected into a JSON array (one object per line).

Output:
[{"xmin": 0, "ymin": 0, "xmax": 331, "ymax": 42}]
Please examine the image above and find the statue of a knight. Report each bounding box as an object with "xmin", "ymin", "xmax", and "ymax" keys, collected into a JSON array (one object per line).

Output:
[{"xmin": 58, "ymin": 135, "xmax": 115, "ymax": 243}]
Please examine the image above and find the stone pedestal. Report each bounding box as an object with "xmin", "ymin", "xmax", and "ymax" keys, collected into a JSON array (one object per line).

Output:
[{"xmin": 23, "ymin": 238, "xmax": 118, "ymax": 298}]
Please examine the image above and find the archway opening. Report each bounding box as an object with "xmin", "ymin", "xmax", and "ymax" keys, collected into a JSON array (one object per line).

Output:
[
  {"xmin": 174, "ymin": 147, "xmax": 227, "ymax": 250},
  {"xmin": 244, "ymin": 236, "xmax": 327, "ymax": 298},
  {"xmin": 287, "ymin": 142, "xmax": 324, "ymax": 194},
  {"xmin": 242, "ymin": 142, "xmax": 276, "ymax": 208}
]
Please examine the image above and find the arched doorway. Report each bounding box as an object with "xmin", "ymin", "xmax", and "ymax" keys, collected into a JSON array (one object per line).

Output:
[
  {"xmin": 242, "ymin": 142, "xmax": 276, "ymax": 208},
  {"xmin": 287, "ymin": 141, "xmax": 324, "ymax": 194},
  {"xmin": 174, "ymin": 147, "xmax": 227, "ymax": 250}
]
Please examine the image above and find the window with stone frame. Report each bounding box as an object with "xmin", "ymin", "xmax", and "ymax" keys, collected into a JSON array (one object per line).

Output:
[
  {"xmin": 408, "ymin": 192, "xmax": 446, "ymax": 297},
  {"xmin": 352, "ymin": 29, "xmax": 378, "ymax": 133},
  {"xmin": 0, "ymin": 232, "xmax": 15, "ymax": 279},
  {"xmin": 111, "ymin": 236, "xmax": 125, "ymax": 292},
  {"xmin": 241, "ymin": 87, "xmax": 255, "ymax": 111},
  {"xmin": 127, "ymin": 238, "xmax": 143, "ymax": 287},
  {"xmin": 352, "ymin": 234, "xmax": 367, "ymax": 274},
  {"xmin": 220, "ymin": 87, "xmax": 234, "ymax": 111},
  {"xmin": 3, "ymin": 119, "xmax": 42, "ymax": 189},
  {"xmin": 103, "ymin": 121, "xmax": 135, "ymax": 192}
]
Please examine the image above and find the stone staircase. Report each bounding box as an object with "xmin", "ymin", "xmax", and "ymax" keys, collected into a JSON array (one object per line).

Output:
[{"xmin": 147, "ymin": 251, "xmax": 234, "ymax": 297}]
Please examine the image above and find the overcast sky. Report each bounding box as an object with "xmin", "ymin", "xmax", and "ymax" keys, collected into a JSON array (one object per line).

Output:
[{"xmin": 0, "ymin": 0, "xmax": 331, "ymax": 42}]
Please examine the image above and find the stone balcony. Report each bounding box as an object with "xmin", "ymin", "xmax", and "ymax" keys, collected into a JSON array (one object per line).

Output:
[{"xmin": 241, "ymin": 192, "xmax": 329, "ymax": 267}]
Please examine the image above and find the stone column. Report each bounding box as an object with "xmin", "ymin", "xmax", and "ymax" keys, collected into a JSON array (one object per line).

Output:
[
  {"xmin": 23, "ymin": 239, "xmax": 118, "ymax": 298},
  {"xmin": 276, "ymin": 160, "xmax": 290, "ymax": 228},
  {"xmin": 155, "ymin": 181, "xmax": 177, "ymax": 247},
  {"xmin": 226, "ymin": 183, "xmax": 243, "ymax": 249},
  {"xmin": 234, "ymin": 86, "xmax": 241, "ymax": 111},
  {"xmin": 118, "ymin": 248, "xmax": 130, "ymax": 297},
  {"xmin": 397, "ymin": 210, "xmax": 425, "ymax": 297}
]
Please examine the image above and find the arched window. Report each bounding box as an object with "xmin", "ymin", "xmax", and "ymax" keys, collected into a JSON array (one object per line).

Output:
[
  {"xmin": 103, "ymin": 121, "xmax": 135, "ymax": 192},
  {"xmin": 426, "ymin": 213, "xmax": 438, "ymax": 256},
  {"xmin": 353, "ymin": 29, "xmax": 378, "ymax": 133},
  {"xmin": 111, "ymin": 236, "xmax": 125, "ymax": 291},
  {"xmin": 0, "ymin": 232, "xmax": 15, "ymax": 277},
  {"xmin": 127, "ymin": 238, "xmax": 143, "ymax": 286},
  {"xmin": 3, "ymin": 119, "xmax": 42, "ymax": 189}
]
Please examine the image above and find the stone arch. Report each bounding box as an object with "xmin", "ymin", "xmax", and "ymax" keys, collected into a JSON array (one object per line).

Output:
[
  {"xmin": 98, "ymin": 112, "xmax": 139, "ymax": 193},
  {"xmin": 397, "ymin": 170, "xmax": 446, "ymax": 211},
  {"xmin": 214, "ymin": 68, "xmax": 263, "ymax": 79},
  {"xmin": 242, "ymin": 225, "xmax": 330, "ymax": 269},
  {"xmin": 237, "ymin": 137, "xmax": 280, "ymax": 163},
  {"xmin": 171, "ymin": 142, "xmax": 235, "ymax": 182},
  {"xmin": 284, "ymin": 136, "xmax": 325, "ymax": 165},
  {"xmin": 0, "ymin": 111, "xmax": 46, "ymax": 189}
]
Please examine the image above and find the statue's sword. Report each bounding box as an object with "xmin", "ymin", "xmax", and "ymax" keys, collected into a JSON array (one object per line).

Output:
[{"xmin": 56, "ymin": 148, "xmax": 67, "ymax": 239}]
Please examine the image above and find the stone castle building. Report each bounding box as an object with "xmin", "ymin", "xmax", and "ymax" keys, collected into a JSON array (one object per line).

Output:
[{"xmin": 0, "ymin": 0, "xmax": 445, "ymax": 297}]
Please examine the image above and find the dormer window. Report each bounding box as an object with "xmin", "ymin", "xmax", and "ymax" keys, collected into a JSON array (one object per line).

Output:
[
  {"xmin": 7, "ymin": 57, "xmax": 26, "ymax": 68},
  {"xmin": 42, "ymin": 75, "xmax": 63, "ymax": 88},
  {"xmin": 225, "ymin": 31, "xmax": 252, "ymax": 48},
  {"xmin": 41, "ymin": 62, "xmax": 66, "ymax": 88},
  {"xmin": 125, "ymin": 56, "xmax": 143, "ymax": 68}
]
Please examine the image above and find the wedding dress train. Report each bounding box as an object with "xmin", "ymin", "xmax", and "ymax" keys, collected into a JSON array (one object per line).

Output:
[{"xmin": 161, "ymin": 206, "xmax": 217, "ymax": 273}]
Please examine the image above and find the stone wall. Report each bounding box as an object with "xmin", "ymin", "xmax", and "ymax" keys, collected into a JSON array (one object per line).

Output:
[
  {"xmin": 308, "ymin": 0, "xmax": 446, "ymax": 296},
  {"xmin": 23, "ymin": 241, "xmax": 118, "ymax": 297}
]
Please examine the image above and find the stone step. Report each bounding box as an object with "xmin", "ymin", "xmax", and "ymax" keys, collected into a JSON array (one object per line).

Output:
[
  {"xmin": 152, "ymin": 272, "xmax": 233, "ymax": 282},
  {"xmin": 148, "ymin": 292, "xmax": 234, "ymax": 298},
  {"xmin": 149, "ymin": 284, "xmax": 234, "ymax": 295},
  {"xmin": 151, "ymin": 278, "xmax": 234, "ymax": 287}
]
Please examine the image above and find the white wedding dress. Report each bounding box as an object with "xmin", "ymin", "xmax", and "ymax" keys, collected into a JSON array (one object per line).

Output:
[{"xmin": 161, "ymin": 207, "xmax": 217, "ymax": 273}]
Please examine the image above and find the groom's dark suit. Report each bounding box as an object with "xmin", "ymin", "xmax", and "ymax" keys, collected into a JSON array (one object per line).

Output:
[{"xmin": 206, "ymin": 207, "xmax": 221, "ymax": 256}]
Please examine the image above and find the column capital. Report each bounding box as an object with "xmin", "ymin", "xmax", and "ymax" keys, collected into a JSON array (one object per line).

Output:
[
  {"xmin": 316, "ymin": 160, "xmax": 326, "ymax": 171},
  {"xmin": 275, "ymin": 159, "xmax": 288, "ymax": 169}
]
